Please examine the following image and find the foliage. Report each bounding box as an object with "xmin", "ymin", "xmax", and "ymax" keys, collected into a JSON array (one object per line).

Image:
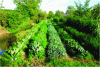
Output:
[
  {"xmin": 55, "ymin": 27, "xmax": 93, "ymax": 59},
  {"xmin": 0, "ymin": 51, "xmax": 12, "ymax": 66},
  {"xmin": 55, "ymin": 10, "xmax": 65, "ymax": 18},
  {"xmin": 53, "ymin": 16, "xmax": 60, "ymax": 22},
  {"xmin": 59, "ymin": 17, "xmax": 66, "ymax": 23},
  {"xmin": 65, "ymin": 26, "xmax": 99, "ymax": 60},
  {"xmin": 91, "ymin": 3, "xmax": 100, "ymax": 20},
  {"xmin": 13, "ymin": 0, "xmax": 42, "ymax": 24},
  {"xmin": 47, "ymin": 21, "xmax": 67, "ymax": 60},
  {"xmin": 66, "ymin": 6, "xmax": 75, "ymax": 17},
  {"xmin": 47, "ymin": 11, "xmax": 55, "ymax": 19},
  {"xmin": 28, "ymin": 21, "xmax": 48, "ymax": 58},
  {"xmin": 0, "ymin": 0, "xmax": 4, "ymax": 8},
  {"xmin": 65, "ymin": 17, "xmax": 98, "ymax": 36},
  {"xmin": 0, "ymin": 20, "xmax": 45, "ymax": 66},
  {"xmin": 7, "ymin": 20, "xmax": 44, "ymax": 57},
  {"xmin": 37, "ymin": 10, "xmax": 47, "ymax": 20},
  {"xmin": 0, "ymin": 9, "xmax": 7, "ymax": 27},
  {"xmin": 46, "ymin": 58, "xmax": 99, "ymax": 66},
  {"xmin": 73, "ymin": 0, "xmax": 92, "ymax": 19},
  {"xmin": 1, "ymin": 51, "xmax": 28, "ymax": 66},
  {"xmin": 0, "ymin": 10, "xmax": 30, "ymax": 33}
]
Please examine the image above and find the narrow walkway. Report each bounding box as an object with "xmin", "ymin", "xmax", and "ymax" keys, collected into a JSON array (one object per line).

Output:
[{"xmin": 0, "ymin": 25, "xmax": 10, "ymax": 36}]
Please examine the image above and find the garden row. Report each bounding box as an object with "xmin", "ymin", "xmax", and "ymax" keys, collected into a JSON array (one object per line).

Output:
[
  {"xmin": 1, "ymin": 20, "xmax": 69, "ymax": 66},
  {"xmin": 53, "ymin": 23, "xmax": 93, "ymax": 59},
  {"xmin": 0, "ymin": 20, "xmax": 45, "ymax": 66},
  {"xmin": 53, "ymin": 16, "xmax": 98, "ymax": 37},
  {"xmin": 47, "ymin": 20, "xmax": 67, "ymax": 60},
  {"xmin": 53, "ymin": 19, "xmax": 99, "ymax": 60},
  {"xmin": 28, "ymin": 21, "xmax": 48, "ymax": 60},
  {"xmin": 64, "ymin": 26, "xmax": 99, "ymax": 60}
]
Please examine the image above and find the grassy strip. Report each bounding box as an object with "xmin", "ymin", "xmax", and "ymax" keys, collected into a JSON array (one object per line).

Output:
[
  {"xmin": 47, "ymin": 21, "xmax": 67, "ymax": 60},
  {"xmin": 28, "ymin": 21, "xmax": 48, "ymax": 59},
  {"xmin": 45, "ymin": 58, "xmax": 99, "ymax": 66}
]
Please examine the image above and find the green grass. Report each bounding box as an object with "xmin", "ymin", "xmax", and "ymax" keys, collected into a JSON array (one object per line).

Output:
[{"xmin": 45, "ymin": 58, "xmax": 99, "ymax": 66}]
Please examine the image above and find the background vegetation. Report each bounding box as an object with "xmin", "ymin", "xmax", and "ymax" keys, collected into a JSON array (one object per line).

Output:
[{"xmin": 0, "ymin": 0, "xmax": 99, "ymax": 66}]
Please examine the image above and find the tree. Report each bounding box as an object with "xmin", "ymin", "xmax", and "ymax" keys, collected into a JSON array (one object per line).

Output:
[
  {"xmin": 66, "ymin": 6, "xmax": 75, "ymax": 15},
  {"xmin": 55, "ymin": 10, "xmax": 65, "ymax": 18},
  {"xmin": 42, "ymin": 10, "xmax": 48, "ymax": 19},
  {"xmin": 55, "ymin": 10, "xmax": 61, "ymax": 17},
  {"xmin": 13, "ymin": 0, "xmax": 42, "ymax": 17},
  {"xmin": 91, "ymin": 3, "xmax": 100, "ymax": 20},
  {"xmin": 47, "ymin": 11, "xmax": 55, "ymax": 19},
  {"xmin": 0, "ymin": 0, "xmax": 5, "ymax": 9},
  {"xmin": 74, "ymin": 0, "xmax": 92, "ymax": 19}
]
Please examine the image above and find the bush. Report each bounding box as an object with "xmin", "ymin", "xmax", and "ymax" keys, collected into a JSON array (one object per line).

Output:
[
  {"xmin": 47, "ymin": 21, "xmax": 67, "ymax": 60},
  {"xmin": 0, "ymin": 10, "xmax": 7, "ymax": 27}
]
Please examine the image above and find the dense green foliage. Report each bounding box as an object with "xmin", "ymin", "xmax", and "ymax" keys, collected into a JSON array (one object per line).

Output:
[
  {"xmin": 65, "ymin": 26, "xmax": 99, "ymax": 60},
  {"xmin": 0, "ymin": 9, "xmax": 32, "ymax": 33},
  {"xmin": 28, "ymin": 21, "xmax": 48, "ymax": 58},
  {"xmin": 56, "ymin": 28, "xmax": 93, "ymax": 59},
  {"xmin": 47, "ymin": 21, "xmax": 67, "ymax": 60},
  {"xmin": 53, "ymin": 16, "xmax": 60, "ymax": 22},
  {"xmin": 46, "ymin": 59, "xmax": 99, "ymax": 66},
  {"xmin": 0, "ymin": 20, "xmax": 45, "ymax": 66},
  {"xmin": 0, "ymin": 9, "xmax": 7, "ymax": 27},
  {"xmin": 65, "ymin": 17, "xmax": 98, "ymax": 36},
  {"xmin": 0, "ymin": 0, "xmax": 99, "ymax": 66},
  {"xmin": 47, "ymin": 11, "xmax": 55, "ymax": 19}
]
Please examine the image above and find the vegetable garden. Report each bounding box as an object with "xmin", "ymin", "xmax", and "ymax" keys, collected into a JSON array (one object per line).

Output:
[{"xmin": 0, "ymin": 17, "xmax": 99, "ymax": 66}]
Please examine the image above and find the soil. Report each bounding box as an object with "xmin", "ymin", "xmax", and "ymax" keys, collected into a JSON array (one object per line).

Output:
[
  {"xmin": 20, "ymin": 53, "xmax": 99, "ymax": 67},
  {"xmin": 0, "ymin": 25, "xmax": 10, "ymax": 36}
]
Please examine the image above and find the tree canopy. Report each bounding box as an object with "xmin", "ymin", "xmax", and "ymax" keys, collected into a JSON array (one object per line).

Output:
[
  {"xmin": 66, "ymin": 6, "xmax": 75, "ymax": 15},
  {"xmin": 13, "ymin": 0, "xmax": 42, "ymax": 17},
  {"xmin": 91, "ymin": 3, "xmax": 100, "ymax": 20},
  {"xmin": 72, "ymin": 0, "xmax": 93, "ymax": 19},
  {"xmin": 47, "ymin": 11, "xmax": 55, "ymax": 19},
  {"xmin": 0, "ymin": 0, "xmax": 4, "ymax": 9}
]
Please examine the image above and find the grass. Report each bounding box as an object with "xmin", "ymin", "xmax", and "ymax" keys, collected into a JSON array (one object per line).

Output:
[{"xmin": 45, "ymin": 58, "xmax": 99, "ymax": 66}]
